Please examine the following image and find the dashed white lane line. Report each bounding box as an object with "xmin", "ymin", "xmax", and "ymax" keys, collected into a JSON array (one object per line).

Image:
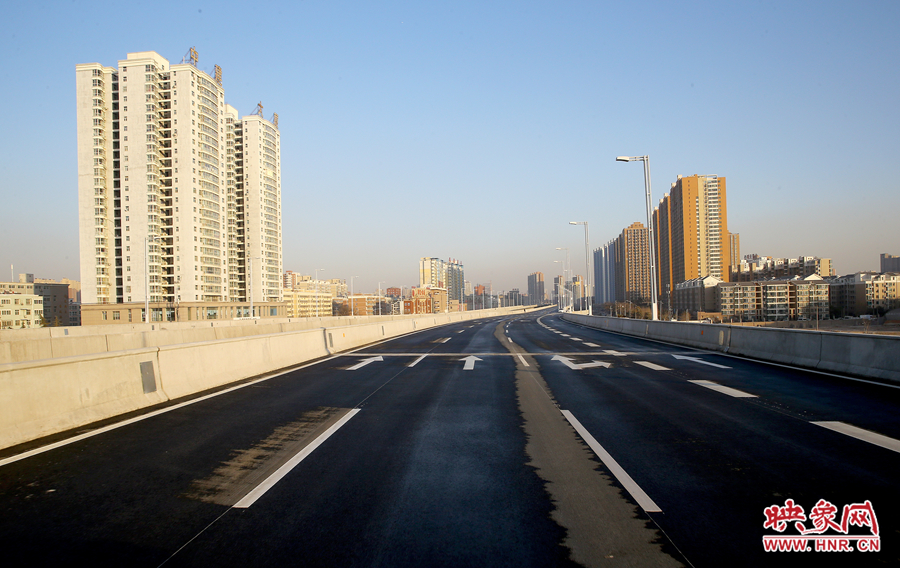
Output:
[
  {"xmin": 560, "ymin": 334, "xmax": 571, "ymax": 337},
  {"xmin": 812, "ymin": 422, "xmax": 900, "ymax": 454},
  {"xmin": 439, "ymin": 337, "xmax": 451, "ymax": 343},
  {"xmin": 584, "ymin": 343, "xmax": 600, "ymax": 348},
  {"xmin": 561, "ymin": 410, "xmax": 662, "ymax": 513},
  {"xmin": 570, "ymin": 338, "xmax": 583, "ymax": 342},
  {"xmin": 634, "ymin": 361, "xmax": 672, "ymax": 371},
  {"xmin": 234, "ymin": 408, "xmax": 361, "ymax": 508},
  {"xmin": 517, "ymin": 354, "xmax": 530, "ymax": 367},
  {"xmin": 408, "ymin": 355, "xmax": 427, "ymax": 368},
  {"xmin": 457, "ymin": 330, "xmax": 465, "ymax": 334},
  {"xmin": 688, "ymin": 380, "xmax": 757, "ymax": 398}
]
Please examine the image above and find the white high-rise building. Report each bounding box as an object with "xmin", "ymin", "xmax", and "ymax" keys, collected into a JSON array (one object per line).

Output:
[{"xmin": 76, "ymin": 50, "xmax": 281, "ymax": 306}]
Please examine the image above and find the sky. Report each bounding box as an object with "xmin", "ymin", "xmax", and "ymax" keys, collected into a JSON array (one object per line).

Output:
[{"xmin": 1, "ymin": 1, "xmax": 898, "ymax": 294}]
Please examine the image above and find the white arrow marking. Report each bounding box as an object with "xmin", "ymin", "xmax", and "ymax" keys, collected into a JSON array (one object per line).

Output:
[
  {"xmin": 671, "ymin": 354, "xmax": 732, "ymax": 369},
  {"xmin": 552, "ymin": 355, "xmax": 612, "ymax": 370},
  {"xmin": 460, "ymin": 356, "xmax": 482, "ymax": 370},
  {"xmin": 634, "ymin": 361, "xmax": 671, "ymax": 371},
  {"xmin": 604, "ymin": 350, "xmax": 633, "ymax": 356},
  {"xmin": 347, "ymin": 356, "xmax": 384, "ymax": 371}
]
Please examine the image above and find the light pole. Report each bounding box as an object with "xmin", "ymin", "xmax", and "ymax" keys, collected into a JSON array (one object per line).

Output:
[
  {"xmin": 554, "ymin": 260, "xmax": 563, "ymax": 311},
  {"xmin": 350, "ymin": 275, "xmax": 358, "ymax": 316},
  {"xmin": 377, "ymin": 281, "xmax": 384, "ymax": 316},
  {"xmin": 314, "ymin": 268, "xmax": 324, "ymax": 318},
  {"xmin": 617, "ymin": 155, "xmax": 659, "ymax": 320},
  {"xmin": 556, "ymin": 247, "xmax": 570, "ymax": 312},
  {"xmin": 248, "ymin": 256, "xmax": 262, "ymax": 318},
  {"xmin": 569, "ymin": 221, "xmax": 592, "ymax": 315}
]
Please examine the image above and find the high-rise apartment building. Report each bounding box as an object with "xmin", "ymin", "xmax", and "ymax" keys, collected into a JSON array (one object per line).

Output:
[
  {"xmin": 655, "ymin": 175, "xmax": 733, "ymax": 298},
  {"xmin": 881, "ymin": 254, "xmax": 900, "ymax": 273},
  {"xmin": 615, "ymin": 222, "xmax": 651, "ymax": 304},
  {"xmin": 527, "ymin": 272, "xmax": 545, "ymax": 306},
  {"xmin": 419, "ymin": 257, "xmax": 465, "ymax": 307},
  {"xmin": 76, "ymin": 50, "xmax": 281, "ymax": 307}
]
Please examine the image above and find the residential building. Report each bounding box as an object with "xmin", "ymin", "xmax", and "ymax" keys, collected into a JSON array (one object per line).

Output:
[
  {"xmin": 673, "ymin": 275, "xmax": 722, "ymax": 316},
  {"xmin": 593, "ymin": 242, "xmax": 616, "ymax": 305},
  {"xmin": 881, "ymin": 254, "xmax": 900, "ymax": 273},
  {"xmin": 828, "ymin": 272, "xmax": 900, "ymax": 316},
  {"xmin": 715, "ymin": 276, "xmax": 829, "ymax": 321},
  {"xmin": 76, "ymin": 49, "xmax": 281, "ymax": 312},
  {"xmin": 655, "ymin": 175, "xmax": 733, "ymax": 297},
  {"xmin": 731, "ymin": 255, "xmax": 834, "ymax": 282},
  {"xmin": 0, "ymin": 274, "xmax": 70, "ymax": 326},
  {"xmin": 615, "ymin": 222, "xmax": 652, "ymax": 305},
  {"xmin": 386, "ymin": 287, "xmax": 401, "ymax": 298},
  {"xmin": 419, "ymin": 257, "xmax": 465, "ymax": 307},
  {"xmin": 283, "ymin": 288, "xmax": 332, "ymax": 318},
  {"xmin": 527, "ymin": 272, "xmax": 545, "ymax": 306},
  {"xmin": 404, "ymin": 287, "xmax": 447, "ymax": 314},
  {"xmin": 0, "ymin": 292, "xmax": 44, "ymax": 329}
]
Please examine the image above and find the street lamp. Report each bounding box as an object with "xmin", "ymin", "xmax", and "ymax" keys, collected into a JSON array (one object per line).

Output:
[
  {"xmin": 569, "ymin": 221, "xmax": 592, "ymax": 315},
  {"xmin": 616, "ymin": 155, "xmax": 659, "ymax": 320},
  {"xmin": 248, "ymin": 256, "xmax": 262, "ymax": 318},
  {"xmin": 556, "ymin": 247, "xmax": 570, "ymax": 312},
  {"xmin": 314, "ymin": 268, "xmax": 324, "ymax": 318},
  {"xmin": 378, "ymin": 281, "xmax": 384, "ymax": 316},
  {"xmin": 553, "ymin": 260, "xmax": 565, "ymax": 311},
  {"xmin": 350, "ymin": 275, "xmax": 358, "ymax": 316}
]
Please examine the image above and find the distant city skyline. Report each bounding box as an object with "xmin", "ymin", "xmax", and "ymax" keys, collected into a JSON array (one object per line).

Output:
[{"xmin": 1, "ymin": 2, "xmax": 898, "ymax": 294}]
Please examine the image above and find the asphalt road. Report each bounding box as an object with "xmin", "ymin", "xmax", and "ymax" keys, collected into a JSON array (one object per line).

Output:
[{"xmin": 1, "ymin": 310, "xmax": 898, "ymax": 567}]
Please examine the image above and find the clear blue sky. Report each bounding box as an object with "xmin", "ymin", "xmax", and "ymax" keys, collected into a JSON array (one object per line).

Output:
[{"xmin": 1, "ymin": 1, "xmax": 898, "ymax": 293}]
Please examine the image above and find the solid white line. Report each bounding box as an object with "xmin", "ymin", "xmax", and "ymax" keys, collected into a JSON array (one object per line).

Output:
[
  {"xmin": 561, "ymin": 410, "xmax": 661, "ymax": 513},
  {"xmin": 811, "ymin": 421, "xmax": 900, "ymax": 454},
  {"xmin": 234, "ymin": 408, "xmax": 361, "ymax": 508},
  {"xmin": 517, "ymin": 354, "xmax": 529, "ymax": 367},
  {"xmin": 634, "ymin": 361, "xmax": 671, "ymax": 371},
  {"xmin": 688, "ymin": 380, "xmax": 757, "ymax": 398},
  {"xmin": 0, "ymin": 356, "xmax": 341, "ymax": 469},
  {"xmin": 408, "ymin": 355, "xmax": 427, "ymax": 368}
]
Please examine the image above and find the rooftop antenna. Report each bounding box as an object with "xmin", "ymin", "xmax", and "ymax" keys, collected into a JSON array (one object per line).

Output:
[
  {"xmin": 254, "ymin": 102, "xmax": 264, "ymax": 116},
  {"xmin": 272, "ymin": 112, "xmax": 279, "ymax": 128},
  {"xmin": 181, "ymin": 47, "xmax": 199, "ymax": 68},
  {"xmin": 214, "ymin": 64, "xmax": 222, "ymax": 86}
]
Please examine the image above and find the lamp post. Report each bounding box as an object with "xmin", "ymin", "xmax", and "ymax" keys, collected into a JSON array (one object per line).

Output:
[
  {"xmin": 377, "ymin": 281, "xmax": 384, "ymax": 316},
  {"xmin": 314, "ymin": 268, "xmax": 324, "ymax": 318},
  {"xmin": 556, "ymin": 247, "xmax": 570, "ymax": 312},
  {"xmin": 553, "ymin": 260, "xmax": 563, "ymax": 311},
  {"xmin": 350, "ymin": 275, "xmax": 358, "ymax": 316},
  {"xmin": 569, "ymin": 221, "xmax": 592, "ymax": 315},
  {"xmin": 616, "ymin": 155, "xmax": 659, "ymax": 320},
  {"xmin": 248, "ymin": 256, "xmax": 262, "ymax": 318}
]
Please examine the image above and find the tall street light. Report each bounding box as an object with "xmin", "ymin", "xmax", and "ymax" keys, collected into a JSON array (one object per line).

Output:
[
  {"xmin": 378, "ymin": 281, "xmax": 384, "ymax": 316},
  {"xmin": 144, "ymin": 235, "xmax": 160, "ymax": 323},
  {"xmin": 350, "ymin": 275, "xmax": 358, "ymax": 316},
  {"xmin": 616, "ymin": 155, "xmax": 659, "ymax": 321},
  {"xmin": 556, "ymin": 247, "xmax": 570, "ymax": 312},
  {"xmin": 569, "ymin": 221, "xmax": 592, "ymax": 315},
  {"xmin": 248, "ymin": 256, "xmax": 262, "ymax": 318},
  {"xmin": 314, "ymin": 268, "xmax": 325, "ymax": 318}
]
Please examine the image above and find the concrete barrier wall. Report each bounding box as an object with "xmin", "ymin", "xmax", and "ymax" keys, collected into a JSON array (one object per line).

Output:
[
  {"xmin": 562, "ymin": 314, "xmax": 900, "ymax": 383},
  {"xmin": 0, "ymin": 306, "xmax": 530, "ymax": 450},
  {"xmin": 0, "ymin": 348, "xmax": 167, "ymax": 450}
]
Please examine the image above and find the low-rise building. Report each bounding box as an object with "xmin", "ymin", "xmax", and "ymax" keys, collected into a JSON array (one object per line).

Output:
[
  {"xmin": 828, "ymin": 272, "xmax": 900, "ymax": 317},
  {"xmin": 81, "ymin": 301, "xmax": 288, "ymax": 325},
  {"xmin": 0, "ymin": 292, "xmax": 44, "ymax": 329},
  {"xmin": 283, "ymin": 289, "xmax": 333, "ymax": 318},
  {"xmin": 674, "ymin": 276, "xmax": 722, "ymax": 316},
  {"xmin": 1, "ymin": 274, "xmax": 71, "ymax": 326}
]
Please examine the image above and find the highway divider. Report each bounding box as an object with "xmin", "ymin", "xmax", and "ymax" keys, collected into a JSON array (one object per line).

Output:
[
  {"xmin": 0, "ymin": 306, "xmax": 538, "ymax": 451},
  {"xmin": 562, "ymin": 314, "xmax": 900, "ymax": 384}
]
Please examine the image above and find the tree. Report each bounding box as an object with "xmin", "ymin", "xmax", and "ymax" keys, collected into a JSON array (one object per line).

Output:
[{"xmin": 335, "ymin": 303, "xmax": 351, "ymax": 317}]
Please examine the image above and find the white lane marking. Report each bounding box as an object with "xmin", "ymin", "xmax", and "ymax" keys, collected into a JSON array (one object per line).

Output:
[
  {"xmin": 552, "ymin": 355, "xmax": 611, "ymax": 370},
  {"xmin": 439, "ymin": 337, "xmax": 451, "ymax": 343},
  {"xmin": 689, "ymin": 380, "xmax": 757, "ymax": 398},
  {"xmin": 570, "ymin": 338, "xmax": 583, "ymax": 342},
  {"xmin": 346, "ymin": 356, "xmax": 384, "ymax": 371},
  {"xmin": 457, "ymin": 330, "xmax": 465, "ymax": 334},
  {"xmin": 812, "ymin": 421, "xmax": 900, "ymax": 454},
  {"xmin": 604, "ymin": 350, "xmax": 633, "ymax": 356},
  {"xmin": 234, "ymin": 408, "xmax": 361, "ymax": 508},
  {"xmin": 517, "ymin": 354, "xmax": 530, "ymax": 367},
  {"xmin": 508, "ymin": 337, "xmax": 513, "ymax": 343},
  {"xmin": 408, "ymin": 355, "xmax": 427, "ymax": 368},
  {"xmin": 634, "ymin": 361, "xmax": 672, "ymax": 371},
  {"xmin": 460, "ymin": 355, "xmax": 482, "ymax": 370},
  {"xmin": 584, "ymin": 343, "xmax": 600, "ymax": 348},
  {"xmin": 560, "ymin": 334, "xmax": 571, "ymax": 337},
  {"xmin": 561, "ymin": 410, "xmax": 661, "ymax": 513},
  {"xmin": 672, "ymin": 354, "xmax": 732, "ymax": 369}
]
